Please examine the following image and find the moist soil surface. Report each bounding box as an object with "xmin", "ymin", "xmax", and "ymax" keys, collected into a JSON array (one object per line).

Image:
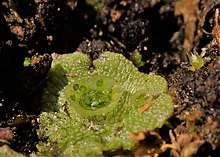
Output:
[{"xmin": 1, "ymin": 0, "xmax": 220, "ymax": 156}]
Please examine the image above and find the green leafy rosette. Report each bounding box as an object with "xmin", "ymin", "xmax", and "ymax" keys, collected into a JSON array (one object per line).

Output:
[{"xmin": 33, "ymin": 51, "xmax": 174, "ymax": 156}]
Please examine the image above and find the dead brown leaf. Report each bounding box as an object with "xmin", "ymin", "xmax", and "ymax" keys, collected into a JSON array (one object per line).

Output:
[
  {"xmin": 138, "ymin": 101, "xmax": 153, "ymax": 113},
  {"xmin": 174, "ymin": 0, "xmax": 200, "ymax": 52}
]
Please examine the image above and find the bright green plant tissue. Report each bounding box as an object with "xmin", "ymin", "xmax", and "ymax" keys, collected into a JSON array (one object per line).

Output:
[{"xmin": 33, "ymin": 51, "xmax": 174, "ymax": 156}]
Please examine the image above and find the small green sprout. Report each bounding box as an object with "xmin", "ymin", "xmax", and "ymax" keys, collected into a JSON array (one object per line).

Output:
[
  {"xmin": 23, "ymin": 57, "xmax": 31, "ymax": 67},
  {"xmin": 130, "ymin": 49, "xmax": 144, "ymax": 67},
  {"xmin": 86, "ymin": 0, "xmax": 104, "ymax": 11},
  {"xmin": 182, "ymin": 49, "xmax": 206, "ymax": 72},
  {"xmin": 32, "ymin": 51, "xmax": 174, "ymax": 156}
]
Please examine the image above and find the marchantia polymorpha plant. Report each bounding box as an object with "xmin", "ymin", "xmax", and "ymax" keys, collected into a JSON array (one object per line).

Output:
[{"xmin": 32, "ymin": 51, "xmax": 174, "ymax": 156}]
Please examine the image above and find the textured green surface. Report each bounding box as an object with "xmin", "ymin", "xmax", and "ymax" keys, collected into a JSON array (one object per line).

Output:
[
  {"xmin": 34, "ymin": 51, "xmax": 174, "ymax": 156},
  {"xmin": 0, "ymin": 145, "xmax": 25, "ymax": 157}
]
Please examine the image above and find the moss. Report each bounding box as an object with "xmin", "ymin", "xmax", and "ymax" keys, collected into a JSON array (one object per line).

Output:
[
  {"xmin": 86, "ymin": 0, "xmax": 104, "ymax": 11},
  {"xmin": 32, "ymin": 51, "xmax": 174, "ymax": 156}
]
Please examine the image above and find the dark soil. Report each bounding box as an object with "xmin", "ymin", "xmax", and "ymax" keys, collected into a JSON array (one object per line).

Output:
[{"xmin": 1, "ymin": 0, "xmax": 220, "ymax": 156}]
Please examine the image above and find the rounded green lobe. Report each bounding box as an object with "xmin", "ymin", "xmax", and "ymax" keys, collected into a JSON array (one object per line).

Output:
[
  {"xmin": 34, "ymin": 51, "xmax": 174, "ymax": 156},
  {"xmin": 0, "ymin": 145, "xmax": 25, "ymax": 157}
]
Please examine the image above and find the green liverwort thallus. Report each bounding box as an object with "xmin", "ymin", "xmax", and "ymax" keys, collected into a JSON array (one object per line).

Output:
[{"xmin": 32, "ymin": 51, "xmax": 174, "ymax": 156}]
